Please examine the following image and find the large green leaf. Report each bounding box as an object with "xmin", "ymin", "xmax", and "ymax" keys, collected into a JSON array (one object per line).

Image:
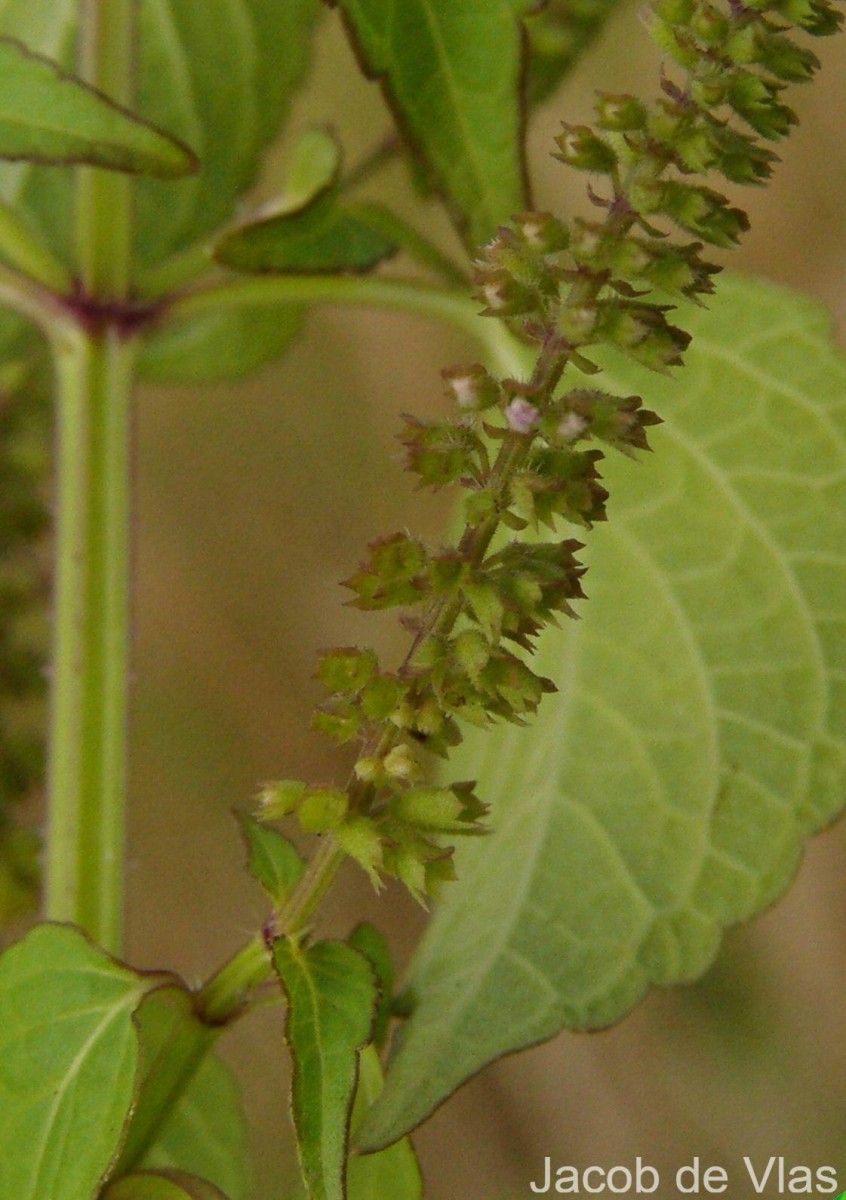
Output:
[
  {"xmin": 133, "ymin": 990, "xmax": 251, "ymax": 1200},
  {"xmin": 118, "ymin": 988, "xmax": 217, "ymax": 1174},
  {"xmin": 274, "ymin": 938, "xmax": 377, "ymax": 1200},
  {"xmin": 0, "ymin": 0, "xmax": 320, "ymax": 272},
  {"xmin": 0, "ymin": 923, "xmax": 153, "ymax": 1199},
  {"xmin": 358, "ymin": 274, "xmax": 846, "ymax": 1149},
  {"xmin": 347, "ymin": 1048, "xmax": 422, "ymax": 1200},
  {"xmin": 0, "ymin": 37, "xmax": 194, "ymax": 174},
  {"xmin": 330, "ymin": 0, "xmax": 537, "ymax": 248}
]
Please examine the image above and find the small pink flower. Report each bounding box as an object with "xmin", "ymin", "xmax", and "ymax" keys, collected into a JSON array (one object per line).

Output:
[{"xmin": 505, "ymin": 398, "xmax": 540, "ymax": 434}]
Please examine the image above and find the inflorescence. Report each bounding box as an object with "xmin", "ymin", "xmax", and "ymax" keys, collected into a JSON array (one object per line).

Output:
[{"xmin": 258, "ymin": 0, "xmax": 842, "ymax": 902}]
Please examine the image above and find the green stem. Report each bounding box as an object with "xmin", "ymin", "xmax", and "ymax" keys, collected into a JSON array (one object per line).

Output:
[
  {"xmin": 197, "ymin": 838, "xmax": 346, "ymax": 1023},
  {"xmin": 168, "ymin": 275, "xmax": 525, "ymax": 373},
  {"xmin": 75, "ymin": 0, "xmax": 136, "ymax": 299},
  {"xmin": 45, "ymin": 326, "xmax": 136, "ymax": 951},
  {"xmin": 41, "ymin": 0, "xmax": 140, "ymax": 951}
]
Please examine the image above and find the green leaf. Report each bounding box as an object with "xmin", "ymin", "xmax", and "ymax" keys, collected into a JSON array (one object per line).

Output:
[
  {"xmin": 138, "ymin": 303, "xmax": 304, "ymax": 383},
  {"xmin": 215, "ymin": 194, "xmax": 396, "ymax": 275},
  {"xmin": 0, "ymin": 923, "xmax": 153, "ymax": 1200},
  {"xmin": 0, "ymin": 0, "xmax": 321, "ymax": 272},
  {"xmin": 104, "ymin": 1169, "xmax": 231, "ymax": 1200},
  {"xmin": 358, "ymin": 274, "xmax": 846, "ymax": 1149},
  {"xmin": 330, "ymin": 0, "xmax": 537, "ymax": 248},
  {"xmin": 238, "ymin": 812, "xmax": 306, "ymax": 905},
  {"xmin": 286, "ymin": 128, "xmax": 343, "ymax": 210},
  {"xmin": 117, "ymin": 988, "xmax": 217, "ymax": 1174},
  {"xmin": 347, "ymin": 1047, "xmax": 422, "ymax": 1200},
  {"xmin": 347, "ymin": 924, "xmax": 394, "ymax": 1050},
  {"xmin": 133, "ymin": 990, "xmax": 251, "ymax": 1200},
  {"xmin": 133, "ymin": 0, "xmax": 320, "ymax": 267},
  {"xmin": 273, "ymin": 938, "xmax": 377, "ymax": 1200},
  {"xmin": 0, "ymin": 37, "xmax": 195, "ymax": 174}
]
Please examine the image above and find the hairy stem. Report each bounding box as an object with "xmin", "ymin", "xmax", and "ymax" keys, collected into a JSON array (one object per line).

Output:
[
  {"xmin": 41, "ymin": 0, "xmax": 140, "ymax": 951},
  {"xmin": 75, "ymin": 0, "xmax": 136, "ymax": 299},
  {"xmin": 194, "ymin": 333, "xmax": 565, "ymax": 1023},
  {"xmin": 45, "ymin": 326, "xmax": 136, "ymax": 951},
  {"xmin": 169, "ymin": 275, "xmax": 525, "ymax": 372}
]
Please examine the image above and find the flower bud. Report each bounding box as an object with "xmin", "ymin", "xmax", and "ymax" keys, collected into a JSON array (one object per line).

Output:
[
  {"xmin": 413, "ymin": 697, "xmax": 446, "ymax": 736},
  {"xmin": 511, "ymin": 211, "xmax": 570, "ymax": 253},
  {"xmin": 473, "ymin": 267, "xmax": 537, "ymax": 316},
  {"xmin": 353, "ymin": 756, "xmax": 383, "ymax": 783},
  {"xmin": 727, "ymin": 72, "xmax": 796, "ymax": 139},
  {"xmin": 691, "ymin": 3, "xmax": 729, "ymax": 43},
  {"xmin": 690, "ymin": 76, "xmax": 728, "ymax": 109},
  {"xmin": 441, "ymin": 363, "xmax": 500, "ymax": 411},
  {"xmin": 554, "ymin": 124, "xmax": 617, "ymax": 173},
  {"xmin": 505, "ymin": 397, "xmax": 541, "ymax": 434},
  {"xmin": 361, "ymin": 674, "xmax": 404, "ymax": 720},
  {"xmin": 383, "ymin": 742, "xmax": 421, "ymax": 782},
  {"xmin": 311, "ymin": 701, "xmax": 362, "ymax": 744},
  {"xmin": 654, "ymin": 0, "xmax": 694, "ymax": 22},
  {"xmin": 558, "ymin": 303, "xmax": 598, "ymax": 345},
  {"xmin": 257, "ymin": 779, "xmax": 306, "ymax": 821},
  {"xmin": 595, "ymin": 93, "xmax": 648, "ymax": 132},
  {"xmin": 317, "ymin": 646, "xmax": 377, "ymax": 694},
  {"xmin": 333, "ymin": 816, "xmax": 384, "ymax": 888},
  {"xmin": 298, "ymin": 787, "xmax": 349, "ymax": 834},
  {"xmin": 391, "ymin": 785, "xmax": 486, "ymax": 835},
  {"xmin": 454, "ymin": 629, "xmax": 491, "ymax": 682}
]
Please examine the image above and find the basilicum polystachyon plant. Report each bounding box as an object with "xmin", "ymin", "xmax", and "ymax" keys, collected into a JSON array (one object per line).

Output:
[{"xmin": 0, "ymin": 0, "xmax": 843, "ymax": 1197}]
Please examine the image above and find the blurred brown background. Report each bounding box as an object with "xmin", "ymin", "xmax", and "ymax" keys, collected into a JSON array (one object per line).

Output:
[{"xmin": 126, "ymin": 8, "xmax": 846, "ymax": 1198}]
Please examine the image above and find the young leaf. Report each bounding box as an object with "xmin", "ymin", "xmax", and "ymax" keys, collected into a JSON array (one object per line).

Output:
[
  {"xmin": 0, "ymin": 923, "xmax": 154, "ymax": 1200},
  {"xmin": 0, "ymin": 37, "xmax": 195, "ymax": 175},
  {"xmin": 0, "ymin": 0, "xmax": 321, "ymax": 272},
  {"xmin": 358, "ymin": 274, "xmax": 846, "ymax": 1149},
  {"xmin": 347, "ymin": 1047, "xmax": 422, "ymax": 1200},
  {"xmin": 139, "ymin": 303, "xmax": 304, "ymax": 383},
  {"xmin": 132, "ymin": 990, "xmax": 251, "ymax": 1200},
  {"xmin": 215, "ymin": 194, "xmax": 396, "ymax": 275},
  {"xmin": 285, "ymin": 128, "xmax": 343, "ymax": 210},
  {"xmin": 133, "ymin": 0, "xmax": 321, "ymax": 265},
  {"xmin": 237, "ymin": 812, "xmax": 306, "ymax": 905},
  {"xmin": 329, "ymin": 0, "xmax": 538, "ymax": 248},
  {"xmin": 273, "ymin": 938, "xmax": 378, "ymax": 1200},
  {"xmin": 103, "ymin": 1169, "xmax": 231, "ymax": 1200}
]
